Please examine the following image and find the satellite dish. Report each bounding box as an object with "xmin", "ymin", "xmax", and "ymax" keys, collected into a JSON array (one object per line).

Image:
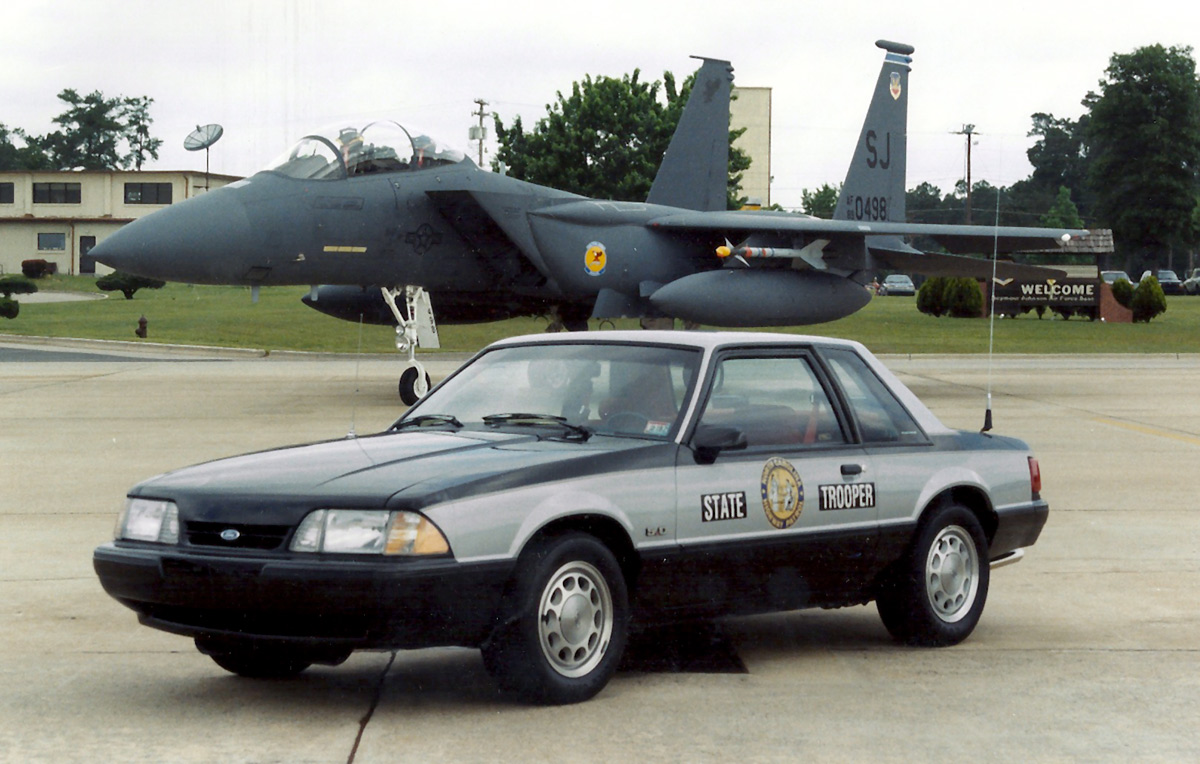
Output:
[{"xmin": 184, "ymin": 124, "xmax": 224, "ymax": 151}]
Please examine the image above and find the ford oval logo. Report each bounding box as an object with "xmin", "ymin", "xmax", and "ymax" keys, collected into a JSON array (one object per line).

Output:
[{"xmin": 219, "ymin": 529, "xmax": 241, "ymax": 542}]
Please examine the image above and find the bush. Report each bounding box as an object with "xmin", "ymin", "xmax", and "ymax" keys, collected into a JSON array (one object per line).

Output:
[
  {"xmin": 916, "ymin": 277, "xmax": 948, "ymax": 317},
  {"xmin": 0, "ymin": 297, "xmax": 17, "ymax": 319},
  {"xmin": 1110, "ymin": 278, "xmax": 1133, "ymax": 308},
  {"xmin": 0, "ymin": 274, "xmax": 38, "ymax": 298},
  {"xmin": 96, "ymin": 271, "xmax": 166, "ymax": 300},
  {"xmin": 1131, "ymin": 276, "xmax": 1167, "ymax": 323},
  {"xmin": 945, "ymin": 278, "xmax": 984, "ymax": 318},
  {"xmin": 21, "ymin": 259, "xmax": 56, "ymax": 279}
]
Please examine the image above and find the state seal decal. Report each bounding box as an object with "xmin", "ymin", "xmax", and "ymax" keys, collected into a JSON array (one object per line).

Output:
[
  {"xmin": 760, "ymin": 457, "xmax": 804, "ymax": 529},
  {"xmin": 584, "ymin": 242, "xmax": 607, "ymax": 276}
]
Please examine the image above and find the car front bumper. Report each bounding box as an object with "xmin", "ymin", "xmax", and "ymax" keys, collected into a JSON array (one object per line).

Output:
[{"xmin": 93, "ymin": 542, "xmax": 513, "ymax": 649}]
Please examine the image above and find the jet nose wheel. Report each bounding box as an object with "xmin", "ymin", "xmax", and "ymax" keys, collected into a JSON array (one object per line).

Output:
[{"xmin": 399, "ymin": 364, "xmax": 432, "ymax": 405}]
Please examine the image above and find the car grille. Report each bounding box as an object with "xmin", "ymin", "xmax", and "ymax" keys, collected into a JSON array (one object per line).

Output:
[{"xmin": 185, "ymin": 521, "xmax": 291, "ymax": 550}]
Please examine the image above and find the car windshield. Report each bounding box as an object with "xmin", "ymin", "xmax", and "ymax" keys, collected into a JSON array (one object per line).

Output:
[
  {"xmin": 398, "ymin": 343, "xmax": 703, "ymax": 440},
  {"xmin": 263, "ymin": 120, "xmax": 467, "ymax": 180}
]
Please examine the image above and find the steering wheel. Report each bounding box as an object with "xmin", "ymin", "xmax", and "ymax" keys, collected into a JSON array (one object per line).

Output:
[{"xmin": 603, "ymin": 411, "xmax": 649, "ymax": 434}]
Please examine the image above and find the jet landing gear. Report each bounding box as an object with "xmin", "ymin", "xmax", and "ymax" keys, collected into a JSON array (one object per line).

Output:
[{"xmin": 381, "ymin": 286, "xmax": 439, "ymax": 405}]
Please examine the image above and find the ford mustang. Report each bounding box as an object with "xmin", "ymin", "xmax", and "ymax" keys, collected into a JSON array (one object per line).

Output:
[{"xmin": 94, "ymin": 332, "xmax": 1046, "ymax": 704}]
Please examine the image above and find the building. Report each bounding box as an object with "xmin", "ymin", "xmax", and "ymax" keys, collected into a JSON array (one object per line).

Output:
[
  {"xmin": 730, "ymin": 86, "xmax": 772, "ymax": 207},
  {"xmin": 0, "ymin": 170, "xmax": 240, "ymax": 276}
]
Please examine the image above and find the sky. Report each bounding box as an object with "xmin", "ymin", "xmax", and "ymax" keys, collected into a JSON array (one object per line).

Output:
[{"xmin": 2, "ymin": 0, "xmax": 1195, "ymax": 210}]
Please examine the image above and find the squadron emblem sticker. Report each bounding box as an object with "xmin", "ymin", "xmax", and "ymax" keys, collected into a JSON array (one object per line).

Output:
[
  {"xmin": 760, "ymin": 457, "xmax": 804, "ymax": 529},
  {"xmin": 584, "ymin": 242, "xmax": 607, "ymax": 276},
  {"xmin": 889, "ymin": 71, "xmax": 902, "ymax": 100}
]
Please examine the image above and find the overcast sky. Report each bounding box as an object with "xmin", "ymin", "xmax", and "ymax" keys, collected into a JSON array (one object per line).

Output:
[{"xmin": 2, "ymin": 0, "xmax": 1195, "ymax": 209}]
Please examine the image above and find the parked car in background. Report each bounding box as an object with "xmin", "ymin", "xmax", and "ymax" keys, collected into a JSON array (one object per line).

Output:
[
  {"xmin": 93, "ymin": 332, "xmax": 1047, "ymax": 704},
  {"xmin": 879, "ymin": 274, "xmax": 916, "ymax": 296},
  {"xmin": 1101, "ymin": 270, "xmax": 1132, "ymax": 285},
  {"xmin": 1182, "ymin": 268, "xmax": 1200, "ymax": 295},
  {"xmin": 1141, "ymin": 270, "xmax": 1184, "ymax": 295}
]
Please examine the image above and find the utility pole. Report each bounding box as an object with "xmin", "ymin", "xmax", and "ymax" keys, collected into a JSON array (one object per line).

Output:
[
  {"xmin": 953, "ymin": 124, "xmax": 977, "ymax": 224},
  {"xmin": 470, "ymin": 99, "xmax": 489, "ymax": 166}
]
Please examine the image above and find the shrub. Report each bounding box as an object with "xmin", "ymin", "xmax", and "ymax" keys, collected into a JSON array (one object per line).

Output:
[
  {"xmin": 96, "ymin": 271, "xmax": 166, "ymax": 300},
  {"xmin": 0, "ymin": 297, "xmax": 18, "ymax": 319},
  {"xmin": 21, "ymin": 259, "xmax": 56, "ymax": 279},
  {"xmin": 0, "ymin": 274, "xmax": 38, "ymax": 298},
  {"xmin": 1131, "ymin": 276, "xmax": 1167, "ymax": 323},
  {"xmin": 1110, "ymin": 278, "xmax": 1133, "ymax": 308},
  {"xmin": 945, "ymin": 278, "xmax": 984, "ymax": 318},
  {"xmin": 916, "ymin": 276, "xmax": 948, "ymax": 317}
]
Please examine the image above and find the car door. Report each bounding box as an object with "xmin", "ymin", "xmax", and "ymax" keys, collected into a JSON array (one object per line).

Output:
[
  {"xmin": 668, "ymin": 349, "xmax": 878, "ymax": 615},
  {"xmin": 817, "ymin": 347, "xmax": 935, "ymax": 561}
]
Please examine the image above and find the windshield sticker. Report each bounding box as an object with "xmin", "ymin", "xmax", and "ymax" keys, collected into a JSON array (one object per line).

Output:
[
  {"xmin": 761, "ymin": 457, "xmax": 804, "ymax": 529},
  {"xmin": 702, "ymin": 491, "xmax": 747, "ymax": 522},
  {"xmin": 818, "ymin": 483, "xmax": 876, "ymax": 511},
  {"xmin": 584, "ymin": 242, "xmax": 607, "ymax": 276},
  {"xmin": 644, "ymin": 420, "xmax": 671, "ymax": 437}
]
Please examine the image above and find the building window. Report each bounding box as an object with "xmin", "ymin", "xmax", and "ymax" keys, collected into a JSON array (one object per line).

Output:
[
  {"xmin": 38, "ymin": 233, "xmax": 67, "ymax": 251},
  {"xmin": 0, "ymin": 182, "xmax": 13, "ymax": 204},
  {"xmin": 124, "ymin": 182, "xmax": 173, "ymax": 205},
  {"xmin": 33, "ymin": 182, "xmax": 81, "ymax": 204}
]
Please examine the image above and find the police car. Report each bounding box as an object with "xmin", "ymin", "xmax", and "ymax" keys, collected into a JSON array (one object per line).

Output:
[{"xmin": 94, "ymin": 332, "xmax": 1047, "ymax": 704}]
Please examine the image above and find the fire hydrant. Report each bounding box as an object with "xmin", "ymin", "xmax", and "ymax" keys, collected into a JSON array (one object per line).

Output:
[{"xmin": 135, "ymin": 315, "xmax": 148, "ymax": 338}]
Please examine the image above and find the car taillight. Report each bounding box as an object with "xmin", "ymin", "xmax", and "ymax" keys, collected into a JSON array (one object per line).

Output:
[{"xmin": 1028, "ymin": 457, "xmax": 1042, "ymax": 498}]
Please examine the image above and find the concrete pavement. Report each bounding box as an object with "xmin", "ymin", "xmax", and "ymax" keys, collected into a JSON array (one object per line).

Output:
[{"xmin": 1, "ymin": 340, "xmax": 1197, "ymax": 762}]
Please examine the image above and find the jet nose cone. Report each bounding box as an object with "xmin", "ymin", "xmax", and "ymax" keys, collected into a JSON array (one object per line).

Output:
[{"xmin": 91, "ymin": 186, "xmax": 257, "ymax": 284}]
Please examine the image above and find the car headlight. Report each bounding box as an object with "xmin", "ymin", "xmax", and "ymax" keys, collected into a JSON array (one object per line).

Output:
[
  {"xmin": 116, "ymin": 498, "xmax": 180, "ymax": 544},
  {"xmin": 290, "ymin": 510, "xmax": 449, "ymax": 556}
]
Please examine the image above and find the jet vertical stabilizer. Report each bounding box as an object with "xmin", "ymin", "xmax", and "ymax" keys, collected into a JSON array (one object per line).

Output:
[
  {"xmin": 646, "ymin": 57, "xmax": 734, "ymax": 211},
  {"xmin": 837, "ymin": 40, "xmax": 913, "ymax": 225}
]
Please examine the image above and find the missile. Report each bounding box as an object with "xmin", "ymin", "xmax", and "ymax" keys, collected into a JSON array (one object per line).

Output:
[{"xmin": 716, "ymin": 239, "xmax": 832, "ymax": 270}]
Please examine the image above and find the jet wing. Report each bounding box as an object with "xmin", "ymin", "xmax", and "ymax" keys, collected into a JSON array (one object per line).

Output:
[{"xmin": 648, "ymin": 210, "xmax": 1086, "ymax": 255}]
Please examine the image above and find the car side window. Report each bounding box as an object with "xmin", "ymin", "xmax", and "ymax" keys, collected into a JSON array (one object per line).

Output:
[
  {"xmin": 821, "ymin": 349, "xmax": 926, "ymax": 444},
  {"xmin": 697, "ymin": 356, "xmax": 845, "ymax": 448}
]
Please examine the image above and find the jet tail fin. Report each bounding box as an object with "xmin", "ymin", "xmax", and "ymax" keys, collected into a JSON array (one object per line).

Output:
[
  {"xmin": 647, "ymin": 57, "xmax": 734, "ymax": 212},
  {"xmin": 836, "ymin": 41, "xmax": 913, "ymax": 224}
]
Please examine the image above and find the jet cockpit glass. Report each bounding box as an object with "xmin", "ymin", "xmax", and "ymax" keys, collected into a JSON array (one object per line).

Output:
[{"xmin": 264, "ymin": 121, "xmax": 467, "ymax": 180}]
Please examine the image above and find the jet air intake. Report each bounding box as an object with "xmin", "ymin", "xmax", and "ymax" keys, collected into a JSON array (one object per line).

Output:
[{"xmin": 648, "ymin": 269, "xmax": 872, "ymax": 326}]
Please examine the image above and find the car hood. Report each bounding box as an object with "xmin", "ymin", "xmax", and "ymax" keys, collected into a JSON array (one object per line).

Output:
[{"xmin": 129, "ymin": 429, "xmax": 672, "ymax": 523}]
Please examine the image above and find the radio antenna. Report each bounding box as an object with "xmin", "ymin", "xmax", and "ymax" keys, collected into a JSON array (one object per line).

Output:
[
  {"xmin": 982, "ymin": 189, "xmax": 1001, "ymax": 433},
  {"xmin": 348, "ymin": 314, "xmax": 364, "ymax": 439}
]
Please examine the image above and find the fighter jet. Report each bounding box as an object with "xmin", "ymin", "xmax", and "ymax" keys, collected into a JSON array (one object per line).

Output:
[{"xmin": 92, "ymin": 41, "xmax": 1084, "ymax": 402}]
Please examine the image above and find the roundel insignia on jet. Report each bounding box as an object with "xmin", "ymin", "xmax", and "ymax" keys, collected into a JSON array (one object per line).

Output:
[
  {"xmin": 889, "ymin": 71, "xmax": 902, "ymax": 101},
  {"xmin": 761, "ymin": 457, "xmax": 804, "ymax": 529},
  {"xmin": 584, "ymin": 242, "xmax": 607, "ymax": 276}
]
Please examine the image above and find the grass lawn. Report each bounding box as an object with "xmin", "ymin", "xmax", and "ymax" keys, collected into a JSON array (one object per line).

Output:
[{"xmin": 4, "ymin": 275, "xmax": 1199, "ymax": 355}]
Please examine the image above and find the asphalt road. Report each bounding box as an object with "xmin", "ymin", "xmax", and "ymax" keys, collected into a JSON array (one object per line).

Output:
[{"xmin": 1, "ymin": 339, "xmax": 1197, "ymax": 763}]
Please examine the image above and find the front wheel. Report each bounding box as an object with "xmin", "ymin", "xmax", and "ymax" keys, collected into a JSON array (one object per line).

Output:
[
  {"xmin": 876, "ymin": 503, "xmax": 990, "ymax": 646},
  {"xmin": 482, "ymin": 533, "xmax": 629, "ymax": 704},
  {"xmin": 399, "ymin": 366, "xmax": 432, "ymax": 405}
]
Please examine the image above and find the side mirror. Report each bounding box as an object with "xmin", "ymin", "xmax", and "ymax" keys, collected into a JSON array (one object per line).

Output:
[{"xmin": 692, "ymin": 425, "xmax": 747, "ymax": 464}]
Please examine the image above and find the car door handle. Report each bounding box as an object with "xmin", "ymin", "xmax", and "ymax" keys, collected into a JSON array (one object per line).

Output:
[{"xmin": 840, "ymin": 463, "xmax": 864, "ymax": 476}]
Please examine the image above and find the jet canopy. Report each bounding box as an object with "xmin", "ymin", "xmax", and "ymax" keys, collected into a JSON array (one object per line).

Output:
[{"xmin": 264, "ymin": 120, "xmax": 468, "ymax": 180}]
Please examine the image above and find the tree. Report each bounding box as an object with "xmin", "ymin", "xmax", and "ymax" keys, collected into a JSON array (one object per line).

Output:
[
  {"xmin": 0, "ymin": 123, "xmax": 52, "ymax": 170},
  {"xmin": 494, "ymin": 69, "xmax": 749, "ymax": 208},
  {"xmin": 28, "ymin": 89, "xmax": 163, "ymax": 171},
  {"xmin": 1085, "ymin": 45, "xmax": 1200, "ymax": 266},
  {"xmin": 1025, "ymin": 113, "xmax": 1091, "ymax": 218},
  {"xmin": 1040, "ymin": 186, "xmax": 1085, "ymax": 229},
  {"xmin": 96, "ymin": 271, "xmax": 165, "ymax": 300},
  {"xmin": 801, "ymin": 183, "xmax": 840, "ymax": 218}
]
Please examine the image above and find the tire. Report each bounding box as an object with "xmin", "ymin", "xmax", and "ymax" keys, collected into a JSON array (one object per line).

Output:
[
  {"xmin": 195, "ymin": 638, "xmax": 319, "ymax": 679},
  {"xmin": 876, "ymin": 503, "xmax": 990, "ymax": 647},
  {"xmin": 399, "ymin": 366, "xmax": 431, "ymax": 405},
  {"xmin": 482, "ymin": 533, "xmax": 629, "ymax": 705}
]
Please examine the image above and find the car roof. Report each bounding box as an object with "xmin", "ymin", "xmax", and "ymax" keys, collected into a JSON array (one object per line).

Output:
[{"xmin": 489, "ymin": 330, "xmax": 871, "ymax": 354}]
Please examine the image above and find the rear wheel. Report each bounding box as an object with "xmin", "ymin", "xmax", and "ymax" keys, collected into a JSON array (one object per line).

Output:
[
  {"xmin": 877, "ymin": 503, "xmax": 990, "ymax": 646},
  {"xmin": 482, "ymin": 533, "xmax": 629, "ymax": 704}
]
